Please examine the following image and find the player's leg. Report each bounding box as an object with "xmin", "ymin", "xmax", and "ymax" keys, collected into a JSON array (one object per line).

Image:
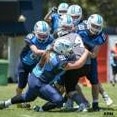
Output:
[
  {"xmin": 64, "ymin": 69, "xmax": 89, "ymax": 112},
  {"xmin": 0, "ymin": 73, "xmax": 39, "ymax": 109},
  {"xmin": 111, "ymin": 66, "xmax": 117, "ymax": 86},
  {"xmin": 54, "ymin": 74, "xmax": 74, "ymax": 109},
  {"xmin": 87, "ymin": 58, "xmax": 100, "ymax": 111},
  {"xmin": 91, "ymin": 58, "xmax": 113, "ymax": 106},
  {"xmin": 34, "ymin": 84, "xmax": 64, "ymax": 111},
  {"xmin": 16, "ymin": 61, "xmax": 33, "ymax": 108},
  {"xmin": 98, "ymin": 83, "xmax": 113, "ymax": 106},
  {"xmin": 75, "ymin": 83, "xmax": 90, "ymax": 107}
]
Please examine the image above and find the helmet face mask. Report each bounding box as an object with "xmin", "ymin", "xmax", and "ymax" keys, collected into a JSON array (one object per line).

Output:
[
  {"xmin": 62, "ymin": 25, "xmax": 72, "ymax": 31},
  {"xmin": 36, "ymin": 33, "xmax": 49, "ymax": 42},
  {"xmin": 72, "ymin": 15, "xmax": 80, "ymax": 20},
  {"xmin": 57, "ymin": 3, "xmax": 69, "ymax": 15},
  {"xmin": 89, "ymin": 23, "xmax": 102, "ymax": 35},
  {"xmin": 87, "ymin": 14, "xmax": 103, "ymax": 35},
  {"xmin": 59, "ymin": 10, "xmax": 67, "ymax": 14},
  {"xmin": 34, "ymin": 21, "xmax": 50, "ymax": 42},
  {"xmin": 60, "ymin": 14, "xmax": 73, "ymax": 32},
  {"xmin": 72, "ymin": 15, "xmax": 81, "ymax": 25}
]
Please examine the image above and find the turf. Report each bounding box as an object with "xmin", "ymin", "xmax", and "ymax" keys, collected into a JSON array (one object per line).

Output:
[{"xmin": 0, "ymin": 83, "xmax": 117, "ymax": 117}]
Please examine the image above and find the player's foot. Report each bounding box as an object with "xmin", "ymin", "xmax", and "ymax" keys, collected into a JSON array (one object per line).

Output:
[
  {"xmin": 33, "ymin": 105, "xmax": 43, "ymax": 112},
  {"xmin": 63, "ymin": 98, "xmax": 74, "ymax": 110},
  {"xmin": 85, "ymin": 102, "xmax": 90, "ymax": 109},
  {"xmin": 77, "ymin": 103, "xmax": 88, "ymax": 112},
  {"xmin": 103, "ymin": 96, "xmax": 113, "ymax": 106},
  {"xmin": 0, "ymin": 101, "xmax": 6, "ymax": 109},
  {"xmin": 92, "ymin": 102, "xmax": 100, "ymax": 111}
]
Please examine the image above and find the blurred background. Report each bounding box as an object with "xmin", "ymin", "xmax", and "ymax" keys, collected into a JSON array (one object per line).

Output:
[{"xmin": 0, "ymin": 0, "xmax": 117, "ymax": 85}]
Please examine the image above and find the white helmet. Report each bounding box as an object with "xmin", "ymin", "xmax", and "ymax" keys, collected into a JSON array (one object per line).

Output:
[
  {"xmin": 60, "ymin": 14, "xmax": 73, "ymax": 31},
  {"xmin": 87, "ymin": 14, "xmax": 103, "ymax": 35},
  {"xmin": 53, "ymin": 38, "xmax": 73, "ymax": 56},
  {"xmin": 58, "ymin": 3, "xmax": 69, "ymax": 15},
  {"xmin": 67, "ymin": 5, "xmax": 82, "ymax": 25},
  {"xmin": 34, "ymin": 21, "xmax": 50, "ymax": 42}
]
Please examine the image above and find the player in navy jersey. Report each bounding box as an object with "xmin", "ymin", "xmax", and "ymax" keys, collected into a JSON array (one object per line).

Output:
[
  {"xmin": 15, "ymin": 20, "xmax": 54, "ymax": 107},
  {"xmin": 60, "ymin": 14, "xmax": 113, "ymax": 111},
  {"xmin": 0, "ymin": 38, "xmax": 89, "ymax": 111},
  {"xmin": 77, "ymin": 14, "xmax": 113, "ymax": 109},
  {"xmin": 44, "ymin": 2, "xmax": 69, "ymax": 34}
]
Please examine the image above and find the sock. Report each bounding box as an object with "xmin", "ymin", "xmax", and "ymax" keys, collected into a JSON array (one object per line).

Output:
[
  {"xmin": 39, "ymin": 107, "xmax": 44, "ymax": 112},
  {"xmin": 5, "ymin": 99, "xmax": 12, "ymax": 107},
  {"xmin": 93, "ymin": 99, "xmax": 98, "ymax": 103},
  {"xmin": 102, "ymin": 92, "xmax": 108, "ymax": 98}
]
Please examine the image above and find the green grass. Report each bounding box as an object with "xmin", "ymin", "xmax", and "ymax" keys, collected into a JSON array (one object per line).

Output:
[{"xmin": 0, "ymin": 83, "xmax": 117, "ymax": 117}]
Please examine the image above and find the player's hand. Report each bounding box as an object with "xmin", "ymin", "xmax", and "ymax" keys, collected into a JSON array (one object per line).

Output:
[
  {"xmin": 51, "ymin": 7, "xmax": 57, "ymax": 13},
  {"xmin": 64, "ymin": 62, "xmax": 75, "ymax": 70},
  {"xmin": 38, "ymin": 50, "xmax": 46, "ymax": 56}
]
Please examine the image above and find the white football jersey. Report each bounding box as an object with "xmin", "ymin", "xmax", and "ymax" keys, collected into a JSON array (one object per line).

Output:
[{"xmin": 56, "ymin": 33, "xmax": 85, "ymax": 60}]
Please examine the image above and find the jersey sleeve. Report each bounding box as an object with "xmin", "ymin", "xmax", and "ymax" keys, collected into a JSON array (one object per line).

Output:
[
  {"xmin": 93, "ymin": 32, "xmax": 107, "ymax": 46},
  {"xmin": 57, "ymin": 55, "xmax": 68, "ymax": 70}
]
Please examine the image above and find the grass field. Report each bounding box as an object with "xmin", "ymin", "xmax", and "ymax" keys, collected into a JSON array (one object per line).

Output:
[{"xmin": 0, "ymin": 83, "xmax": 117, "ymax": 117}]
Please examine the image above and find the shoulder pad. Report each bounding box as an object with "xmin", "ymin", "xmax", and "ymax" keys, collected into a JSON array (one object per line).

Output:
[{"xmin": 25, "ymin": 33, "xmax": 35, "ymax": 40}]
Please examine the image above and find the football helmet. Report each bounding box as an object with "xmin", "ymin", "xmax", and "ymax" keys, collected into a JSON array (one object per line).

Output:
[
  {"xmin": 87, "ymin": 14, "xmax": 103, "ymax": 35},
  {"xmin": 53, "ymin": 38, "xmax": 73, "ymax": 56},
  {"xmin": 34, "ymin": 21, "xmax": 50, "ymax": 42},
  {"xmin": 60, "ymin": 14, "xmax": 73, "ymax": 31},
  {"xmin": 57, "ymin": 2, "xmax": 69, "ymax": 15},
  {"xmin": 67, "ymin": 5, "xmax": 82, "ymax": 25}
]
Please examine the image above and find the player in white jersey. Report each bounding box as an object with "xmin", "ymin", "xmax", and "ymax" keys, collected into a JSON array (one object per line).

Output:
[{"xmin": 32, "ymin": 14, "xmax": 90, "ymax": 112}]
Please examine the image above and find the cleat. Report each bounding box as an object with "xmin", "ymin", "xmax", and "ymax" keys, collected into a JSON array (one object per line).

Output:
[
  {"xmin": 103, "ymin": 97, "xmax": 113, "ymax": 106},
  {"xmin": 63, "ymin": 98, "xmax": 74, "ymax": 110},
  {"xmin": 92, "ymin": 102, "xmax": 100, "ymax": 111},
  {"xmin": 33, "ymin": 105, "xmax": 40, "ymax": 112},
  {"xmin": 85, "ymin": 102, "xmax": 90, "ymax": 109},
  {"xmin": 77, "ymin": 103, "xmax": 88, "ymax": 112},
  {"xmin": 33, "ymin": 105, "xmax": 43, "ymax": 112},
  {"xmin": 0, "ymin": 101, "xmax": 6, "ymax": 109}
]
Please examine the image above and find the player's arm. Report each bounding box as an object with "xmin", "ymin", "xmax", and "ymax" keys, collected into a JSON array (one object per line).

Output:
[
  {"xmin": 44, "ymin": 7, "xmax": 57, "ymax": 23},
  {"xmin": 89, "ymin": 32, "xmax": 106, "ymax": 58},
  {"xmin": 25, "ymin": 33, "xmax": 46, "ymax": 56},
  {"xmin": 65, "ymin": 48, "xmax": 89, "ymax": 70},
  {"xmin": 30, "ymin": 45, "xmax": 46, "ymax": 56},
  {"xmin": 44, "ymin": 11, "xmax": 52, "ymax": 23},
  {"xmin": 89, "ymin": 45, "xmax": 100, "ymax": 58}
]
